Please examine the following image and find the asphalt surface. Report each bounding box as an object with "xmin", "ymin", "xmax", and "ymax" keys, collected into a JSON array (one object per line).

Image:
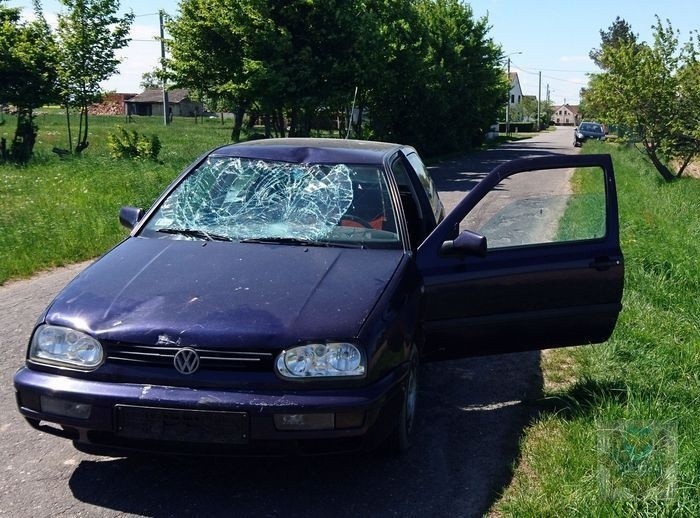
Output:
[{"xmin": 0, "ymin": 127, "xmax": 578, "ymax": 518}]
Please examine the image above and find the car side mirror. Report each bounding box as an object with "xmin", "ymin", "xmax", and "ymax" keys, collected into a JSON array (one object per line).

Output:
[
  {"xmin": 440, "ymin": 230, "xmax": 487, "ymax": 257},
  {"xmin": 119, "ymin": 206, "xmax": 144, "ymax": 230}
]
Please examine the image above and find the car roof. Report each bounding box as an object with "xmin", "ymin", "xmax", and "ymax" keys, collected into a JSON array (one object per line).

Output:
[{"xmin": 210, "ymin": 138, "xmax": 409, "ymax": 165}]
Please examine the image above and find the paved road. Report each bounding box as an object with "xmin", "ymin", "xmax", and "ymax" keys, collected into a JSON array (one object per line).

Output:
[{"xmin": 0, "ymin": 127, "xmax": 577, "ymax": 518}]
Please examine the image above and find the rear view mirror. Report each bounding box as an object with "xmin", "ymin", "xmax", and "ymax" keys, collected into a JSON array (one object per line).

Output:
[
  {"xmin": 119, "ymin": 206, "xmax": 144, "ymax": 230},
  {"xmin": 440, "ymin": 230, "xmax": 487, "ymax": 257}
]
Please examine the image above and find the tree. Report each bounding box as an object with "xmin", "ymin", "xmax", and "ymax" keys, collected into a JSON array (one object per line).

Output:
[
  {"xmin": 140, "ymin": 70, "xmax": 162, "ymax": 90},
  {"xmin": 166, "ymin": 0, "xmax": 280, "ymax": 141},
  {"xmin": 589, "ymin": 16, "xmax": 638, "ymax": 69},
  {"xmin": 365, "ymin": 0, "xmax": 507, "ymax": 154},
  {"xmin": 508, "ymin": 96, "xmax": 552, "ymax": 129},
  {"xmin": 167, "ymin": 0, "xmax": 382, "ymax": 141},
  {"xmin": 583, "ymin": 17, "xmax": 700, "ymax": 181},
  {"xmin": 0, "ymin": 0, "xmax": 59, "ymax": 163},
  {"xmin": 56, "ymin": 0, "xmax": 133, "ymax": 154},
  {"xmin": 388, "ymin": 0, "xmax": 508, "ymax": 154},
  {"xmin": 166, "ymin": 0, "xmax": 506, "ymax": 155}
]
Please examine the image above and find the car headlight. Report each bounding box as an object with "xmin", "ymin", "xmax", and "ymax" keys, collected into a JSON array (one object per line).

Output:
[
  {"xmin": 29, "ymin": 324, "xmax": 103, "ymax": 370},
  {"xmin": 276, "ymin": 342, "xmax": 365, "ymax": 379},
  {"xmin": 576, "ymin": 132, "xmax": 584, "ymax": 138}
]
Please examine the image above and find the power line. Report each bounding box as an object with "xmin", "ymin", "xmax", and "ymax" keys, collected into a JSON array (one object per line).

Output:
[
  {"xmin": 510, "ymin": 61, "xmax": 589, "ymax": 86},
  {"xmin": 511, "ymin": 60, "xmax": 596, "ymax": 75},
  {"xmin": 539, "ymin": 67, "xmax": 598, "ymax": 73},
  {"xmin": 541, "ymin": 74, "xmax": 587, "ymax": 85}
]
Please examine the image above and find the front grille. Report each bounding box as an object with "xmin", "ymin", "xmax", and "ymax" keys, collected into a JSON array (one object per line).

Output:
[{"xmin": 105, "ymin": 343, "xmax": 274, "ymax": 371}]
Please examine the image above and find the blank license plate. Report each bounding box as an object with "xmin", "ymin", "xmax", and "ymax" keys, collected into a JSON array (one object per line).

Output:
[{"xmin": 115, "ymin": 405, "xmax": 248, "ymax": 444}]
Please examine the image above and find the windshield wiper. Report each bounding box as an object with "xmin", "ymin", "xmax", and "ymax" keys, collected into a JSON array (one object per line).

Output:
[
  {"xmin": 157, "ymin": 227, "xmax": 232, "ymax": 242},
  {"xmin": 240, "ymin": 237, "xmax": 364, "ymax": 249}
]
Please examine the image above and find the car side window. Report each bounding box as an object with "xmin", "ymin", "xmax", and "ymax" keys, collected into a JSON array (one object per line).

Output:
[
  {"xmin": 460, "ymin": 166, "xmax": 607, "ymax": 249},
  {"xmin": 391, "ymin": 158, "xmax": 424, "ymax": 249},
  {"xmin": 405, "ymin": 152, "xmax": 441, "ymax": 223}
]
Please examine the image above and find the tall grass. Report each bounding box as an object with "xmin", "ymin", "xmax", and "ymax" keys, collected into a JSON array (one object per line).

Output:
[
  {"xmin": 493, "ymin": 142, "xmax": 700, "ymax": 516},
  {"xmin": 0, "ymin": 113, "xmax": 235, "ymax": 284}
]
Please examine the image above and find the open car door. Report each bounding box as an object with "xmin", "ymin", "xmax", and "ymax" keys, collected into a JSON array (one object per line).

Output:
[{"xmin": 417, "ymin": 154, "xmax": 623, "ymax": 359}]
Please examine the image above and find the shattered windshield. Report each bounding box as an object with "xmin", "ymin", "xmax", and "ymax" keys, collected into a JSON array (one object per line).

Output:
[{"xmin": 141, "ymin": 156, "xmax": 400, "ymax": 248}]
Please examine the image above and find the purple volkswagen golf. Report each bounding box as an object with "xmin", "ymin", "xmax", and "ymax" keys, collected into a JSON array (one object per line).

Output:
[{"xmin": 14, "ymin": 138, "xmax": 624, "ymax": 456}]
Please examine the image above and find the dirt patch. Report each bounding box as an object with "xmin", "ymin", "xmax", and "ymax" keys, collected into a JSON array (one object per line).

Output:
[
  {"xmin": 671, "ymin": 159, "xmax": 700, "ymax": 178},
  {"xmin": 540, "ymin": 348, "xmax": 579, "ymax": 393},
  {"xmin": 684, "ymin": 161, "xmax": 700, "ymax": 179}
]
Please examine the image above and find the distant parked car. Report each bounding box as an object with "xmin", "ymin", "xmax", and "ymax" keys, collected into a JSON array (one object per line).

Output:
[
  {"xmin": 574, "ymin": 122, "xmax": 606, "ymax": 147},
  {"xmin": 14, "ymin": 138, "xmax": 624, "ymax": 456}
]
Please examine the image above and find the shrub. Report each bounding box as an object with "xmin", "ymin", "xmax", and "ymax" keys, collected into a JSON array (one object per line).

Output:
[{"xmin": 107, "ymin": 126, "xmax": 161, "ymax": 160}]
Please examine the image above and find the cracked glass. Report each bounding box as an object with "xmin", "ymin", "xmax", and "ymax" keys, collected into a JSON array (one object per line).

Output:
[{"xmin": 141, "ymin": 157, "xmax": 400, "ymax": 248}]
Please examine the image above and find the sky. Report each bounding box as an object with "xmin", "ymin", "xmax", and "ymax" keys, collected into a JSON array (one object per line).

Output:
[{"xmin": 7, "ymin": 0, "xmax": 700, "ymax": 106}]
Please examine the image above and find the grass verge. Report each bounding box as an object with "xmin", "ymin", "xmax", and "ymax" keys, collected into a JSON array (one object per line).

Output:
[
  {"xmin": 0, "ymin": 113, "xmax": 236, "ymax": 284},
  {"xmin": 492, "ymin": 141, "xmax": 700, "ymax": 516}
]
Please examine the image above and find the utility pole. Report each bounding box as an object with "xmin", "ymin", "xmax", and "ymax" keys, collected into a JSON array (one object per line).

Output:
[
  {"xmin": 159, "ymin": 10, "xmax": 169, "ymax": 126},
  {"xmin": 505, "ymin": 57, "xmax": 511, "ymax": 137},
  {"xmin": 537, "ymin": 71, "xmax": 541, "ymax": 131}
]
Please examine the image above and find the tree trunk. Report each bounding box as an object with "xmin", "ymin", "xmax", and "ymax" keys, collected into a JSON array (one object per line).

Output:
[
  {"xmin": 263, "ymin": 114, "xmax": 272, "ymax": 138},
  {"xmin": 676, "ymin": 145, "xmax": 700, "ymax": 178},
  {"xmin": 65, "ymin": 106, "xmax": 73, "ymax": 153},
  {"xmin": 303, "ymin": 108, "xmax": 312, "ymax": 137},
  {"xmin": 82, "ymin": 107, "xmax": 89, "ymax": 151},
  {"xmin": 644, "ymin": 142, "xmax": 675, "ymax": 182},
  {"xmin": 230, "ymin": 105, "xmax": 246, "ymax": 142},
  {"xmin": 276, "ymin": 110, "xmax": 286, "ymax": 138},
  {"xmin": 289, "ymin": 108, "xmax": 298, "ymax": 137},
  {"xmin": 75, "ymin": 107, "xmax": 84, "ymax": 154},
  {"xmin": 355, "ymin": 103, "xmax": 364, "ymax": 140},
  {"xmin": 10, "ymin": 108, "xmax": 37, "ymax": 163},
  {"xmin": 75, "ymin": 106, "xmax": 89, "ymax": 154}
]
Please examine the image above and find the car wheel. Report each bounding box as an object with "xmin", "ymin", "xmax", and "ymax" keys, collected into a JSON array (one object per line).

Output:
[{"xmin": 383, "ymin": 344, "xmax": 418, "ymax": 454}]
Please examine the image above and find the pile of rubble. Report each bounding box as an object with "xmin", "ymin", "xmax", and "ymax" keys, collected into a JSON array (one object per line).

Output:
[
  {"xmin": 89, "ymin": 93, "xmax": 136, "ymax": 116},
  {"xmin": 89, "ymin": 100, "xmax": 125, "ymax": 116}
]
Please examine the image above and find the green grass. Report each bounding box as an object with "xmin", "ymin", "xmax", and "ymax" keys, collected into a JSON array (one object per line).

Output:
[
  {"xmin": 556, "ymin": 166, "xmax": 606, "ymax": 242},
  {"xmin": 0, "ymin": 112, "xmax": 236, "ymax": 284},
  {"xmin": 493, "ymin": 142, "xmax": 700, "ymax": 516}
]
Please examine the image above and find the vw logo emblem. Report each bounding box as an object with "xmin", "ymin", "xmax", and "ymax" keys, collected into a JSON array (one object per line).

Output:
[{"xmin": 173, "ymin": 348, "xmax": 200, "ymax": 375}]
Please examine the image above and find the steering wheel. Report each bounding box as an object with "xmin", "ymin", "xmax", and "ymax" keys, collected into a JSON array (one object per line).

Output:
[{"xmin": 340, "ymin": 214, "xmax": 374, "ymax": 229}]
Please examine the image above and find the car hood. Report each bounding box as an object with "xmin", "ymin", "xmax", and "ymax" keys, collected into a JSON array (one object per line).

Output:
[{"xmin": 44, "ymin": 237, "xmax": 403, "ymax": 350}]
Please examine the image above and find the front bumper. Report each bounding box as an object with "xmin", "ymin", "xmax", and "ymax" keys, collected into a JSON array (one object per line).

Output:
[
  {"xmin": 575, "ymin": 135, "xmax": 605, "ymax": 145},
  {"xmin": 14, "ymin": 365, "xmax": 408, "ymax": 456}
]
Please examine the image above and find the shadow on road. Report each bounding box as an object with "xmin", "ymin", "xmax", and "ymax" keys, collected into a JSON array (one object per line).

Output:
[
  {"xmin": 430, "ymin": 141, "xmax": 568, "ymax": 194},
  {"xmin": 68, "ymin": 352, "xmax": 543, "ymax": 517}
]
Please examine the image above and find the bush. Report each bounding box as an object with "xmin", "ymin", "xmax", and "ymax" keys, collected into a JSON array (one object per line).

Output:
[{"xmin": 107, "ymin": 126, "xmax": 161, "ymax": 160}]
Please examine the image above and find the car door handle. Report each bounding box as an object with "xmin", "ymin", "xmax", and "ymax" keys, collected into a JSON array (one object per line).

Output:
[{"xmin": 589, "ymin": 257, "xmax": 620, "ymax": 271}]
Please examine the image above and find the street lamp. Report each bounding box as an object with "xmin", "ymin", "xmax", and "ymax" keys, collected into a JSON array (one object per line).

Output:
[{"xmin": 502, "ymin": 52, "xmax": 522, "ymax": 137}]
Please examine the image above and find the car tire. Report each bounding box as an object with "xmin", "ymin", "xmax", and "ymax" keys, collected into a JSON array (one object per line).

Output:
[{"xmin": 383, "ymin": 344, "xmax": 419, "ymax": 455}]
